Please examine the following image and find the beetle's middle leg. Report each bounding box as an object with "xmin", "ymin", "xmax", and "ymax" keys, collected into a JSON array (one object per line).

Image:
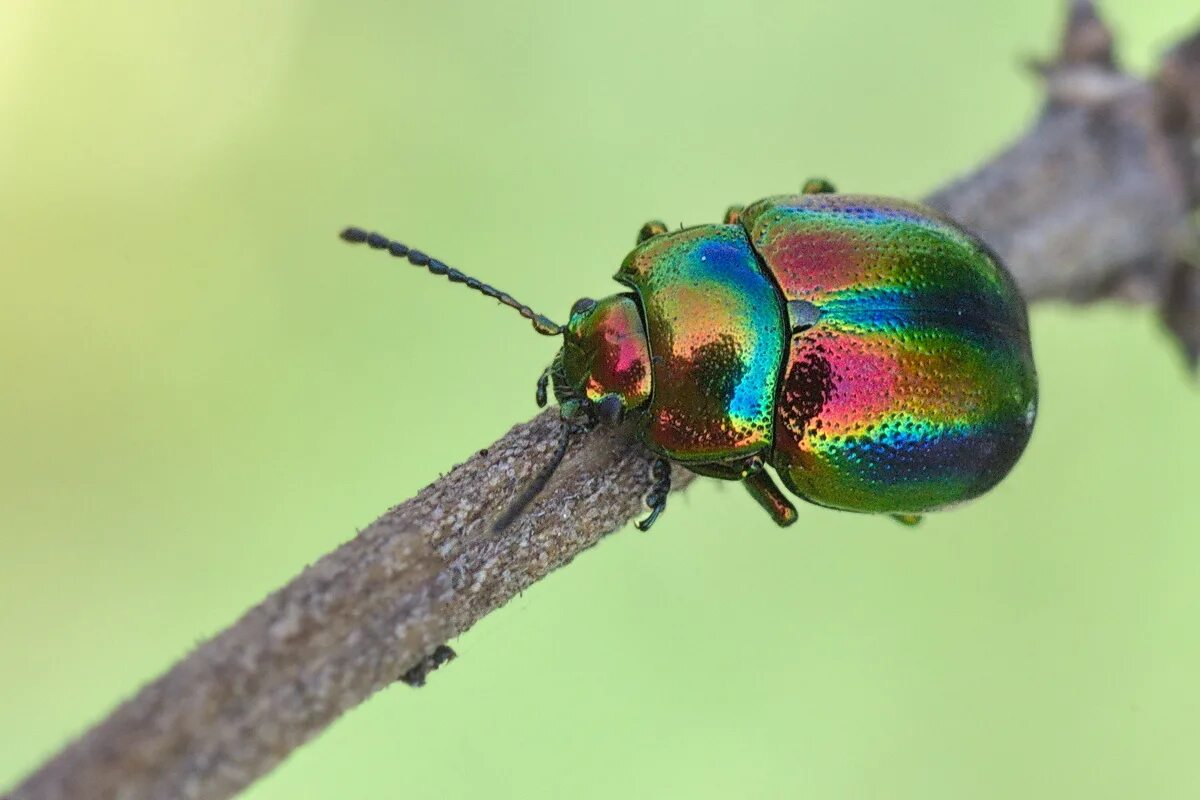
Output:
[
  {"xmin": 634, "ymin": 458, "xmax": 671, "ymax": 531},
  {"xmin": 743, "ymin": 469, "xmax": 799, "ymax": 527},
  {"xmin": 801, "ymin": 178, "xmax": 837, "ymax": 194},
  {"xmin": 636, "ymin": 220, "xmax": 668, "ymax": 244}
]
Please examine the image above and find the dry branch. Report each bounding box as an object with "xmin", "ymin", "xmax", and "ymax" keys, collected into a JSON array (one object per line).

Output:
[{"xmin": 7, "ymin": 3, "xmax": 1200, "ymax": 799}]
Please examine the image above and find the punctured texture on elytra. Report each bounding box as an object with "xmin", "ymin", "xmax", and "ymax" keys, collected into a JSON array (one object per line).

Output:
[{"xmin": 743, "ymin": 194, "xmax": 1037, "ymax": 514}]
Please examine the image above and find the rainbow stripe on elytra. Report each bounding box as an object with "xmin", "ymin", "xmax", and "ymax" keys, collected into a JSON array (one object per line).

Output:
[
  {"xmin": 576, "ymin": 192, "xmax": 1035, "ymax": 517},
  {"xmin": 742, "ymin": 194, "xmax": 1036, "ymax": 513}
]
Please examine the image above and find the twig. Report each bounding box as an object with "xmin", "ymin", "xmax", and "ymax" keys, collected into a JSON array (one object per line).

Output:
[{"xmin": 7, "ymin": 3, "xmax": 1200, "ymax": 799}]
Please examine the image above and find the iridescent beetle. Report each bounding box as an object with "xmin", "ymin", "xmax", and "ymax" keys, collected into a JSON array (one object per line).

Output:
[{"xmin": 342, "ymin": 180, "xmax": 1037, "ymax": 530}]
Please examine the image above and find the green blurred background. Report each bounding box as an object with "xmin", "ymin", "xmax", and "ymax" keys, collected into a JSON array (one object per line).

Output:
[{"xmin": 3, "ymin": 1, "xmax": 1199, "ymax": 797}]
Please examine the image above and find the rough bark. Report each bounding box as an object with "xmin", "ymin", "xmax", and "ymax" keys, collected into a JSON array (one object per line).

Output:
[{"xmin": 8, "ymin": 3, "xmax": 1200, "ymax": 799}]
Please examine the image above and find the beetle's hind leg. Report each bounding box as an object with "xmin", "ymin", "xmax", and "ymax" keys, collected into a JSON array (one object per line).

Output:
[
  {"xmin": 802, "ymin": 178, "xmax": 837, "ymax": 194},
  {"xmin": 635, "ymin": 458, "xmax": 672, "ymax": 531},
  {"xmin": 743, "ymin": 469, "xmax": 799, "ymax": 527}
]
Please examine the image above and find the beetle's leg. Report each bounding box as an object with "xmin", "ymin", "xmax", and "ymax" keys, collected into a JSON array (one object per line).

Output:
[
  {"xmin": 801, "ymin": 178, "xmax": 837, "ymax": 194},
  {"xmin": 492, "ymin": 420, "xmax": 580, "ymax": 532},
  {"xmin": 398, "ymin": 644, "xmax": 456, "ymax": 688},
  {"xmin": 891, "ymin": 513, "xmax": 923, "ymax": 526},
  {"xmin": 723, "ymin": 205, "xmax": 743, "ymax": 225},
  {"xmin": 637, "ymin": 220, "xmax": 668, "ymax": 244},
  {"xmin": 743, "ymin": 469, "xmax": 798, "ymax": 527},
  {"xmin": 634, "ymin": 458, "xmax": 672, "ymax": 531},
  {"xmin": 535, "ymin": 366, "xmax": 551, "ymax": 408}
]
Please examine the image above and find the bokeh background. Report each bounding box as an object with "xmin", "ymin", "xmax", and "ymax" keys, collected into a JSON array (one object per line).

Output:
[{"xmin": 3, "ymin": 1, "xmax": 1200, "ymax": 797}]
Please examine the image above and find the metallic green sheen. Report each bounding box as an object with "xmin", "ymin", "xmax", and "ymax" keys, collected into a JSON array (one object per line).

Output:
[{"xmin": 616, "ymin": 225, "xmax": 786, "ymax": 463}]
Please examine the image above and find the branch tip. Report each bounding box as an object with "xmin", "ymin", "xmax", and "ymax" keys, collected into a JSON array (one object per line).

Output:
[{"xmin": 1059, "ymin": 0, "xmax": 1116, "ymax": 70}]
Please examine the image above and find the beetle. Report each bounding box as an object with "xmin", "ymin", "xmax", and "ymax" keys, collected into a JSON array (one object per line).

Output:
[{"xmin": 341, "ymin": 179, "xmax": 1037, "ymax": 531}]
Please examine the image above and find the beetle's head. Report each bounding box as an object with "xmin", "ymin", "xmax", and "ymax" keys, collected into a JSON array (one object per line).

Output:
[{"xmin": 550, "ymin": 294, "xmax": 652, "ymax": 426}]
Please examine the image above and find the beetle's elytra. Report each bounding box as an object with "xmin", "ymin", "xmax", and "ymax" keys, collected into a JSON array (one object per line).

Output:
[{"xmin": 342, "ymin": 179, "xmax": 1037, "ymax": 531}]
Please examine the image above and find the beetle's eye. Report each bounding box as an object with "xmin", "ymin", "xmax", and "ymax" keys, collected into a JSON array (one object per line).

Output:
[{"xmin": 571, "ymin": 297, "xmax": 598, "ymax": 317}]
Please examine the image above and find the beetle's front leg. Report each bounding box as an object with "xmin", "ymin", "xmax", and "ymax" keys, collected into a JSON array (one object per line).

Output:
[{"xmin": 634, "ymin": 458, "xmax": 671, "ymax": 531}]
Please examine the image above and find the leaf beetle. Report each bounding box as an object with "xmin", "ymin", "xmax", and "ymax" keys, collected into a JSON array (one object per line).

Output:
[{"xmin": 342, "ymin": 179, "xmax": 1037, "ymax": 531}]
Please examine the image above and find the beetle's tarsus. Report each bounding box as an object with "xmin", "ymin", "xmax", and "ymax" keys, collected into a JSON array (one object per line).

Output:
[
  {"xmin": 891, "ymin": 513, "xmax": 923, "ymax": 526},
  {"xmin": 398, "ymin": 644, "xmax": 456, "ymax": 688},
  {"xmin": 635, "ymin": 458, "xmax": 671, "ymax": 531},
  {"xmin": 743, "ymin": 469, "xmax": 798, "ymax": 527},
  {"xmin": 634, "ymin": 505, "xmax": 663, "ymax": 531},
  {"xmin": 801, "ymin": 178, "xmax": 837, "ymax": 194}
]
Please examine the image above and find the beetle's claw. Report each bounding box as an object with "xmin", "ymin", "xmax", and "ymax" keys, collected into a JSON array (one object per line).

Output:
[
  {"xmin": 635, "ymin": 457, "xmax": 672, "ymax": 531},
  {"xmin": 635, "ymin": 504, "xmax": 664, "ymax": 531}
]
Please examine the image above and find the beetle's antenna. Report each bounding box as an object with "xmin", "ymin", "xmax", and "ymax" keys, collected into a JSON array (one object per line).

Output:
[
  {"xmin": 491, "ymin": 421, "xmax": 575, "ymax": 533},
  {"xmin": 340, "ymin": 227, "xmax": 563, "ymax": 336}
]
